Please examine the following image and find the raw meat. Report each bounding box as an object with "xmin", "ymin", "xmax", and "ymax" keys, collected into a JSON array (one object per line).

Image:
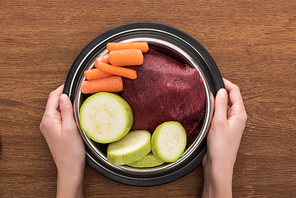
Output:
[{"xmin": 122, "ymin": 49, "xmax": 206, "ymax": 145}]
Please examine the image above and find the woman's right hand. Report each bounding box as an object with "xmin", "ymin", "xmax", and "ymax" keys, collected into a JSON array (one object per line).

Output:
[{"xmin": 202, "ymin": 78, "xmax": 247, "ymax": 198}]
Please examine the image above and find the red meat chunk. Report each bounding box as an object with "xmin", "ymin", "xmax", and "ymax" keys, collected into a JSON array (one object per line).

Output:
[{"xmin": 122, "ymin": 49, "xmax": 206, "ymax": 145}]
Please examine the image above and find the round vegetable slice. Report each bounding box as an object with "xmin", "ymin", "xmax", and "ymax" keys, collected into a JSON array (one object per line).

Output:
[
  {"xmin": 127, "ymin": 153, "xmax": 164, "ymax": 168},
  {"xmin": 79, "ymin": 92, "xmax": 133, "ymax": 144},
  {"xmin": 151, "ymin": 121, "xmax": 187, "ymax": 162},
  {"xmin": 107, "ymin": 130, "xmax": 151, "ymax": 165}
]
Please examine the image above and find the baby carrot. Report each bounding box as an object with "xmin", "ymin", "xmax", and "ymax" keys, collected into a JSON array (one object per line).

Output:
[
  {"xmin": 84, "ymin": 68, "xmax": 113, "ymax": 80},
  {"xmin": 96, "ymin": 62, "xmax": 137, "ymax": 80},
  {"xmin": 95, "ymin": 54, "xmax": 110, "ymax": 64},
  {"xmin": 107, "ymin": 42, "xmax": 149, "ymax": 53},
  {"xmin": 109, "ymin": 49, "xmax": 143, "ymax": 66},
  {"xmin": 81, "ymin": 76, "xmax": 123, "ymax": 94}
]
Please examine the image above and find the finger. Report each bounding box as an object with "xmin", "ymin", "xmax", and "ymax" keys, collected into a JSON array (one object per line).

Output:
[
  {"xmin": 223, "ymin": 79, "xmax": 245, "ymax": 112},
  {"xmin": 223, "ymin": 79, "xmax": 247, "ymax": 123},
  {"xmin": 45, "ymin": 85, "xmax": 64, "ymax": 115},
  {"xmin": 59, "ymin": 94, "xmax": 76, "ymax": 134},
  {"xmin": 213, "ymin": 88, "xmax": 228, "ymax": 123}
]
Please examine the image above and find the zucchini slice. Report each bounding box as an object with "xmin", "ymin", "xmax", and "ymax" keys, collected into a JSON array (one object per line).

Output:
[
  {"xmin": 127, "ymin": 153, "xmax": 164, "ymax": 168},
  {"xmin": 107, "ymin": 130, "xmax": 151, "ymax": 165},
  {"xmin": 151, "ymin": 121, "xmax": 187, "ymax": 162},
  {"xmin": 79, "ymin": 92, "xmax": 133, "ymax": 144}
]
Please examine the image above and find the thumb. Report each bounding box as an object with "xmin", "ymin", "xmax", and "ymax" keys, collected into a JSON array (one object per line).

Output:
[
  {"xmin": 59, "ymin": 94, "xmax": 76, "ymax": 128},
  {"xmin": 213, "ymin": 88, "xmax": 228, "ymax": 123}
]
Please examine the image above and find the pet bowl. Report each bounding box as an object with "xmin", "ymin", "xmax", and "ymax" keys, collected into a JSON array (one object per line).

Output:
[{"xmin": 64, "ymin": 22, "xmax": 224, "ymax": 186}]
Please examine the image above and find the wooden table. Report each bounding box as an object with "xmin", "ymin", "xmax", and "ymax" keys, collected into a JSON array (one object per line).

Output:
[{"xmin": 1, "ymin": 0, "xmax": 295, "ymax": 197}]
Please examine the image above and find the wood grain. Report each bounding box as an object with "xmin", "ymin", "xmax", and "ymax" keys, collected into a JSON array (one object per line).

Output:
[{"xmin": 1, "ymin": 0, "xmax": 295, "ymax": 197}]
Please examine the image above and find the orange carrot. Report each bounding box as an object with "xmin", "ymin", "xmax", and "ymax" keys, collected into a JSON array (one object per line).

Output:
[
  {"xmin": 95, "ymin": 54, "xmax": 109, "ymax": 65},
  {"xmin": 96, "ymin": 62, "xmax": 137, "ymax": 80},
  {"xmin": 107, "ymin": 42, "xmax": 149, "ymax": 53},
  {"xmin": 84, "ymin": 68, "xmax": 113, "ymax": 80},
  {"xmin": 109, "ymin": 49, "xmax": 143, "ymax": 66},
  {"xmin": 81, "ymin": 76, "xmax": 123, "ymax": 94}
]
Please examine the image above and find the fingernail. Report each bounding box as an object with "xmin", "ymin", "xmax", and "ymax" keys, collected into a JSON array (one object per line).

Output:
[
  {"xmin": 60, "ymin": 94, "xmax": 69, "ymax": 106},
  {"xmin": 218, "ymin": 88, "xmax": 227, "ymax": 99}
]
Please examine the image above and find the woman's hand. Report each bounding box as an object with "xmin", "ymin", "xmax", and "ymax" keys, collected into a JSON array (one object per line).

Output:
[
  {"xmin": 40, "ymin": 85, "xmax": 85, "ymax": 198},
  {"xmin": 202, "ymin": 79, "xmax": 247, "ymax": 198}
]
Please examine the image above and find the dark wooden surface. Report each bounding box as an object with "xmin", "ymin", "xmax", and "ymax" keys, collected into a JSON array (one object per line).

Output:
[{"xmin": 1, "ymin": 0, "xmax": 295, "ymax": 197}]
